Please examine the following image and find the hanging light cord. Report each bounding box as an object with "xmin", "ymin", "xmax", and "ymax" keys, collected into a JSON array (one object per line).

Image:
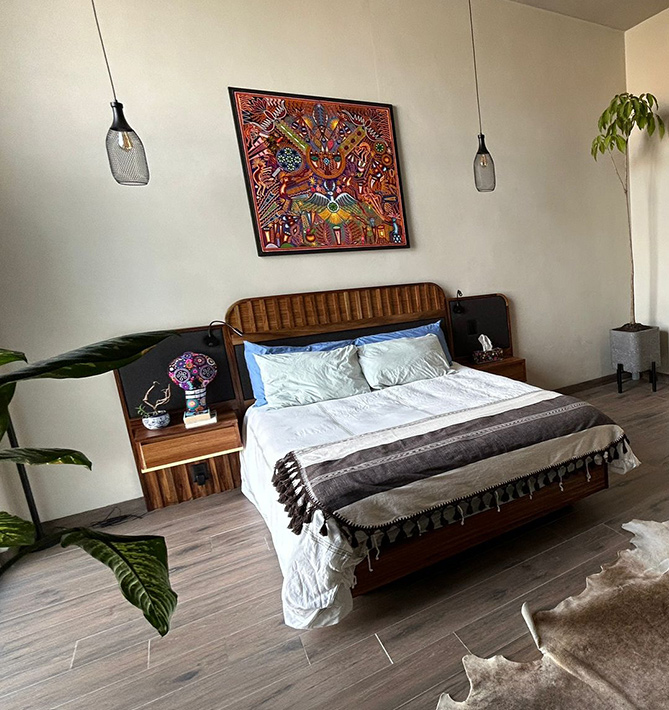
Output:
[
  {"xmin": 91, "ymin": 0, "xmax": 118, "ymax": 101},
  {"xmin": 468, "ymin": 0, "xmax": 483, "ymax": 134}
]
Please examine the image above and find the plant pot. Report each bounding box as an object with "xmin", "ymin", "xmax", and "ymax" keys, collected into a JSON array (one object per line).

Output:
[
  {"xmin": 610, "ymin": 325, "xmax": 660, "ymax": 380},
  {"xmin": 141, "ymin": 410, "xmax": 170, "ymax": 430}
]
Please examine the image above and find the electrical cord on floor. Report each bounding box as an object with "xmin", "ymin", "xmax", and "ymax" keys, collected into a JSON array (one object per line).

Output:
[{"xmin": 89, "ymin": 506, "xmax": 147, "ymax": 529}]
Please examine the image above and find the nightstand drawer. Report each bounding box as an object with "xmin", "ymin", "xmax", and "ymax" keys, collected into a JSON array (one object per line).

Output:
[
  {"xmin": 469, "ymin": 357, "xmax": 527, "ymax": 382},
  {"xmin": 139, "ymin": 425, "xmax": 242, "ymax": 472}
]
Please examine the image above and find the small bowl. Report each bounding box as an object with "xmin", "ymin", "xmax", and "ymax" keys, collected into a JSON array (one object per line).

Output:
[{"xmin": 142, "ymin": 410, "xmax": 170, "ymax": 430}]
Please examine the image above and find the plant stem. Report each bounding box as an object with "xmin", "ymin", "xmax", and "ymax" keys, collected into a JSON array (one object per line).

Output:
[
  {"xmin": 0, "ymin": 531, "xmax": 63, "ymax": 577},
  {"xmin": 624, "ymin": 146, "xmax": 635, "ymax": 325}
]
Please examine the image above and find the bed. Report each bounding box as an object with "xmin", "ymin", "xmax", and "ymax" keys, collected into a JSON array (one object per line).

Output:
[{"xmin": 224, "ymin": 283, "xmax": 639, "ymax": 629}]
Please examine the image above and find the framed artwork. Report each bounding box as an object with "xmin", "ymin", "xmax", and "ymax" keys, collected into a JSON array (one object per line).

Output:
[{"xmin": 229, "ymin": 87, "xmax": 410, "ymax": 256}]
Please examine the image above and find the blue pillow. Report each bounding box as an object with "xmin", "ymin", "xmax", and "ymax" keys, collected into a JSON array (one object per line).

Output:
[
  {"xmin": 354, "ymin": 321, "xmax": 452, "ymax": 364},
  {"xmin": 244, "ymin": 337, "xmax": 353, "ymax": 406}
]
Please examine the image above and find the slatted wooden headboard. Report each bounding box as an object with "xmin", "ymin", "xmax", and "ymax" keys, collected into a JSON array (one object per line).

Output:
[{"xmin": 224, "ymin": 282, "xmax": 448, "ymax": 411}]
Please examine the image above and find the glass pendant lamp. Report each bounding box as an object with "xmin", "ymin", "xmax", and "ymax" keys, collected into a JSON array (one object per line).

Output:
[
  {"xmin": 468, "ymin": 0, "xmax": 496, "ymax": 192},
  {"xmin": 474, "ymin": 134, "xmax": 495, "ymax": 192},
  {"xmin": 91, "ymin": 0, "xmax": 149, "ymax": 185}
]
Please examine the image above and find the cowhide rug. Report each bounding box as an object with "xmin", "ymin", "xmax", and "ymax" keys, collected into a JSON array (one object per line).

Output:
[{"xmin": 438, "ymin": 520, "xmax": 669, "ymax": 709}]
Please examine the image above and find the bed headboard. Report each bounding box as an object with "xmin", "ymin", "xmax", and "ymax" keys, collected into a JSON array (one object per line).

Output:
[{"xmin": 224, "ymin": 282, "xmax": 448, "ymax": 411}]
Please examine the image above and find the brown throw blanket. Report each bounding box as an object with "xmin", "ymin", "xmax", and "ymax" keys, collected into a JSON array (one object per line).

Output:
[{"xmin": 273, "ymin": 395, "xmax": 629, "ymax": 549}]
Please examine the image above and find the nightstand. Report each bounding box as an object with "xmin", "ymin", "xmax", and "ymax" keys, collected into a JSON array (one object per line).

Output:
[
  {"xmin": 468, "ymin": 356, "xmax": 527, "ymax": 382},
  {"xmin": 128, "ymin": 411, "xmax": 242, "ymax": 510}
]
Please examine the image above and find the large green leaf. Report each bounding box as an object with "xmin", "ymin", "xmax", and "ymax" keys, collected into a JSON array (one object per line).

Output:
[
  {"xmin": 0, "ymin": 331, "xmax": 175, "ymax": 386},
  {"xmin": 0, "ymin": 448, "xmax": 92, "ymax": 468},
  {"xmin": 0, "ymin": 350, "xmax": 27, "ymax": 367},
  {"xmin": 0, "ymin": 383, "xmax": 16, "ymax": 441},
  {"xmin": 0, "ymin": 512, "xmax": 36, "ymax": 547},
  {"xmin": 61, "ymin": 529, "xmax": 177, "ymax": 636}
]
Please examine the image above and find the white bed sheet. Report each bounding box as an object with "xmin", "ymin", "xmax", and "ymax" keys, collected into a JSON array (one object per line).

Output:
[{"xmin": 241, "ymin": 364, "xmax": 550, "ymax": 629}]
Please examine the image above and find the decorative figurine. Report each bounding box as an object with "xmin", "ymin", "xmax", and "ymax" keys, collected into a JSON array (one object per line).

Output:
[
  {"xmin": 137, "ymin": 381, "xmax": 171, "ymax": 430},
  {"xmin": 167, "ymin": 351, "xmax": 218, "ymax": 428}
]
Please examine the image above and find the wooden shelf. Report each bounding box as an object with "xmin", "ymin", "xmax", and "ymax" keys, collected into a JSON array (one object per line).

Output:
[{"xmin": 130, "ymin": 410, "xmax": 238, "ymax": 444}]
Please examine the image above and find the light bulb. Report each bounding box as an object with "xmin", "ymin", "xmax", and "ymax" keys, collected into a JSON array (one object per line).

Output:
[{"xmin": 118, "ymin": 131, "xmax": 134, "ymax": 151}]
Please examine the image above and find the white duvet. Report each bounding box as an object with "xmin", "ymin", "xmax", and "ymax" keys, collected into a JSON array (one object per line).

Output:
[{"xmin": 240, "ymin": 364, "xmax": 636, "ymax": 629}]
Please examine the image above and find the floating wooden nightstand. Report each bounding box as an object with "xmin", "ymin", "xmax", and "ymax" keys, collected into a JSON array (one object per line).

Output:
[
  {"xmin": 114, "ymin": 325, "xmax": 243, "ymax": 511},
  {"xmin": 127, "ymin": 412, "xmax": 242, "ymax": 510},
  {"xmin": 468, "ymin": 356, "xmax": 527, "ymax": 382}
]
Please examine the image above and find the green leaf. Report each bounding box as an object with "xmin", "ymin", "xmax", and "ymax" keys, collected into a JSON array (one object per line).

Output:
[
  {"xmin": 648, "ymin": 115, "xmax": 656, "ymax": 136},
  {"xmin": 61, "ymin": 529, "xmax": 177, "ymax": 636},
  {"xmin": 0, "ymin": 383, "xmax": 16, "ymax": 441},
  {"xmin": 615, "ymin": 135, "xmax": 627, "ymax": 153},
  {"xmin": 658, "ymin": 116, "xmax": 665, "ymax": 138},
  {"xmin": 0, "ymin": 350, "xmax": 27, "ymax": 367},
  {"xmin": 591, "ymin": 140, "xmax": 599, "ymax": 159},
  {"xmin": 0, "ymin": 512, "xmax": 36, "ymax": 547},
  {"xmin": 0, "ymin": 448, "xmax": 92, "ymax": 468},
  {"xmin": 0, "ymin": 331, "xmax": 175, "ymax": 387}
]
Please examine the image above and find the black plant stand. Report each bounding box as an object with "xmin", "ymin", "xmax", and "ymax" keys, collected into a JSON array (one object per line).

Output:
[
  {"xmin": 616, "ymin": 362, "xmax": 657, "ymax": 394},
  {"xmin": 6, "ymin": 416, "xmax": 44, "ymax": 539}
]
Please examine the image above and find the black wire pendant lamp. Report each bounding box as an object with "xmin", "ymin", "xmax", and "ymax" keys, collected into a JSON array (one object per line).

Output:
[
  {"xmin": 91, "ymin": 0, "xmax": 149, "ymax": 185},
  {"xmin": 468, "ymin": 0, "xmax": 495, "ymax": 192}
]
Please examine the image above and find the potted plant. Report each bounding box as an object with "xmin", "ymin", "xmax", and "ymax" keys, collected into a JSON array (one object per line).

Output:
[
  {"xmin": 0, "ymin": 332, "xmax": 178, "ymax": 636},
  {"xmin": 137, "ymin": 380, "xmax": 171, "ymax": 429},
  {"xmin": 592, "ymin": 93, "xmax": 664, "ymax": 389}
]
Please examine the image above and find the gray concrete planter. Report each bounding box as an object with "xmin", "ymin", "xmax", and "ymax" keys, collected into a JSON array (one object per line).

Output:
[{"xmin": 610, "ymin": 325, "xmax": 660, "ymax": 381}]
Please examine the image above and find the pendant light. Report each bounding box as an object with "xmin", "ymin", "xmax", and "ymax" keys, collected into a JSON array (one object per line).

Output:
[
  {"xmin": 468, "ymin": 0, "xmax": 495, "ymax": 192},
  {"xmin": 91, "ymin": 0, "xmax": 149, "ymax": 185}
]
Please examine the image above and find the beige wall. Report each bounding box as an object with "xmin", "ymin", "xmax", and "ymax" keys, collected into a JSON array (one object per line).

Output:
[
  {"xmin": 626, "ymin": 8, "xmax": 669, "ymax": 371},
  {"xmin": 0, "ymin": 0, "xmax": 628, "ymax": 520}
]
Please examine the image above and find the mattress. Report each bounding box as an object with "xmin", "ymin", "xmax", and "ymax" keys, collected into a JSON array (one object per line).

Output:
[{"xmin": 240, "ymin": 364, "xmax": 638, "ymax": 629}]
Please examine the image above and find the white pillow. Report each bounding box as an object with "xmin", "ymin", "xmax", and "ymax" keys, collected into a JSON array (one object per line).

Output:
[
  {"xmin": 357, "ymin": 333, "xmax": 452, "ymax": 389},
  {"xmin": 254, "ymin": 345, "xmax": 370, "ymax": 409}
]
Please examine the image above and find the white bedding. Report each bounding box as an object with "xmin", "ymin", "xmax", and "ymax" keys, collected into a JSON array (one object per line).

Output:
[{"xmin": 240, "ymin": 364, "xmax": 637, "ymax": 629}]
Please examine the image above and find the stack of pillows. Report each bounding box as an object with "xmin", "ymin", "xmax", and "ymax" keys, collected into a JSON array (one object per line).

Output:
[{"xmin": 244, "ymin": 322, "xmax": 453, "ymax": 410}]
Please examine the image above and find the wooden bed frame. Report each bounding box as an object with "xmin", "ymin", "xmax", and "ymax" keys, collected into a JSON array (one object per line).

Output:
[{"xmin": 224, "ymin": 282, "xmax": 609, "ymax": 595}]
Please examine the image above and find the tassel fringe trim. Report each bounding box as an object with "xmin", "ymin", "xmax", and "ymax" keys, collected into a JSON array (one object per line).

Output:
[{"xmin": 272, "ymin": 436, "xmax": 630, "ymax": 551}]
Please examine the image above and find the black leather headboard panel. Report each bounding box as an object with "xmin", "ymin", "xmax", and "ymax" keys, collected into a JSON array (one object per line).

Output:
[
  {"xmin": 117, "ymin": 328, "xmax": 236, "ymax": 418},
  {"xmin": 448, "ymin": 295, "xmax": 511, "ymax": 359}
]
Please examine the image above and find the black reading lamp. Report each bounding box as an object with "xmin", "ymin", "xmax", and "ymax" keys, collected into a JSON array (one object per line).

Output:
[
  {"xmin": 453, "ymin": 290, "xmax": 466, "ymax": 314},
  {"xmin": 204, "ymin": 321, "xmax": 245, "ymax": 348},
  {"xmin": 91, "ymin": 0, "xmax": 150, "ymax": 185}
]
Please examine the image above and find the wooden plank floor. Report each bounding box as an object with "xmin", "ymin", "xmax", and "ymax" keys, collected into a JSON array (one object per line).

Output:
[{"xmin": 1, "ymin": 378, "xmax": 667, "ymax": 709}]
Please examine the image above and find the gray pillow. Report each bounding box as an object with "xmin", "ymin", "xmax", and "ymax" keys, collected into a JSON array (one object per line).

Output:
[
  {"xmin": 254, "ymin": 345, "xmax": 370, "ymax": 409},
  {"xmin": 357, "ymin": 333, "xmax": 452, "ymax": 389}
]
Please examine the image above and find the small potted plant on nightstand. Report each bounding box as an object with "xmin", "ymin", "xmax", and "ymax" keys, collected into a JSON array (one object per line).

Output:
[
  {"xmin": 137, "ymin": 381, "xmax": 171, "ymax": 429},
  {"xmin": 592, "ymin": 93, "xmax": 665, "ymax": 391}
]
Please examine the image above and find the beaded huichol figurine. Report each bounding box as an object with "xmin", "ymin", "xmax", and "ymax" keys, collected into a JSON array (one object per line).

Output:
[{"xmin": 168, "ymin": 352, "xmax": 218, "ymax": 427}]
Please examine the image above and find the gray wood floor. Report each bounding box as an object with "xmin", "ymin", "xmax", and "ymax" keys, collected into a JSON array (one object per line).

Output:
[{"xmin": 1, "ymin": 378, "xmax": 667, "ymax": 709}]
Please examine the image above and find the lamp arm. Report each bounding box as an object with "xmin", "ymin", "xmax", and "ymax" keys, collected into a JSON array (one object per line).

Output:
[{"xmin": 204, "ymin": 320, "xmax": 244, "ymax": 348}]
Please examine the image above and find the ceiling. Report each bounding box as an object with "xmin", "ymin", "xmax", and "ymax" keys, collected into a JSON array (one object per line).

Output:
[{"xmin": 509, "ymin": 0, "xmax": 669, "ymax": 30}]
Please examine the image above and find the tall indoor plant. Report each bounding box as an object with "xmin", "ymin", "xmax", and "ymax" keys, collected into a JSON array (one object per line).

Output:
[
  {"xmin": 0, "ymin": 332, "xmax": 178, "ymax": 636},
  {"xmin": 592, "ymin": 92, "xmax": 665, "ymax": 386}
]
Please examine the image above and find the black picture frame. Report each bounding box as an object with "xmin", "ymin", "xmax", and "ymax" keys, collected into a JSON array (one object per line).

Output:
[{"xmin": 229, "ymin": 87, "xmax": 411, "ymax": 257}]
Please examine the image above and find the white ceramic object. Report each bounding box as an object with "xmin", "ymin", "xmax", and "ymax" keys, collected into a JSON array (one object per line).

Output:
[{"xmin": 142, "ymin": 410, "xmax": 170, "ymax": 430}]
